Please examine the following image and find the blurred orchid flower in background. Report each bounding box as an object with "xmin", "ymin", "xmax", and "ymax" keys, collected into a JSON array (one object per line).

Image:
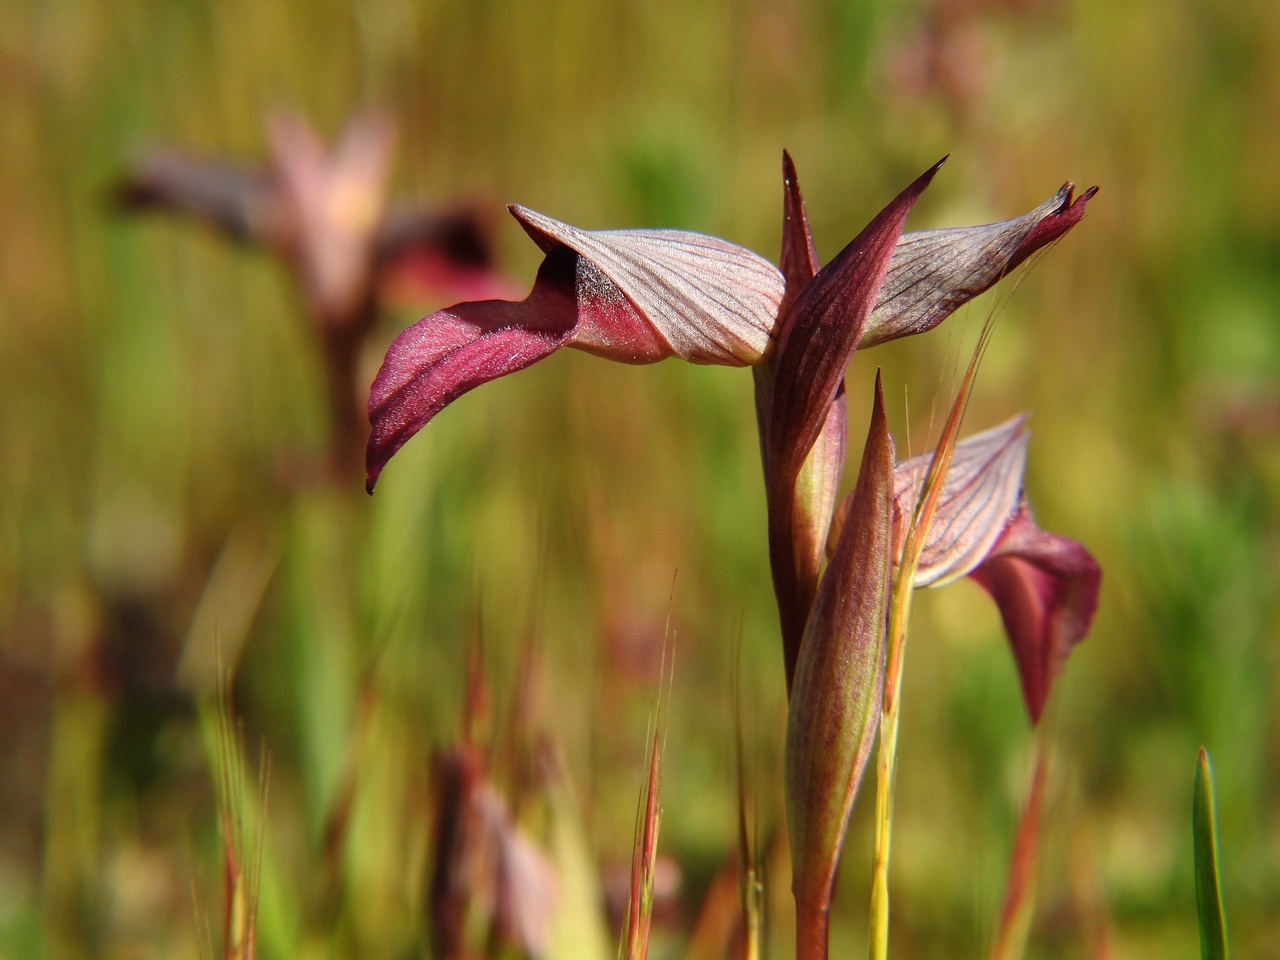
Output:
[
  {"xmin": 119, "ymin": 111, "xmax": 507, "ymax": 317},
  {"xmin": 887, "ymin": 415, "xmax": 1102, "ymax": 722},
  {"xmin": 118, "ymin": 111, "xmax": 508, "ymax": 477}
]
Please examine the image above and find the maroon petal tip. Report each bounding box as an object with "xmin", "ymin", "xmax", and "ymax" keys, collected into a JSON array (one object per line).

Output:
[
  {"xmin": 364, "ymin": 298, "xmax": 575, "ymax": 489},
  {"xmin": 1011, "ymin": 181, "xmax": 1098, "ymax": 267},
  {"xmin": 969, "ymin": 503, "xmax": 1102, "ymax": 723}
]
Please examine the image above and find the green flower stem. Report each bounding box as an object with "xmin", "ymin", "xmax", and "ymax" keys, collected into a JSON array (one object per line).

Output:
[{"xmin": 869, "ymin": 555, "xmax": 921, "ymax": 960}]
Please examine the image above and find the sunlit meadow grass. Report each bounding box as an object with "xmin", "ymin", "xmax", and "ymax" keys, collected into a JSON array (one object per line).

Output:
[{"xmin": 3, "ymin": 0, "xmax": 1280, "ymax": 956}]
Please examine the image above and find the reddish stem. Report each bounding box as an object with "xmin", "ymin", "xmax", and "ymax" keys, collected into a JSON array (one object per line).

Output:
[{"xmin": 795, "ymin": 899, "xmax": 830, "ymax": 960}]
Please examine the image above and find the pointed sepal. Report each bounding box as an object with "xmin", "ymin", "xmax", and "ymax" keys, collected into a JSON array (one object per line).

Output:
[{"xmin": 766, "ymin": 160, "xmax": 942, "ymax": 687}]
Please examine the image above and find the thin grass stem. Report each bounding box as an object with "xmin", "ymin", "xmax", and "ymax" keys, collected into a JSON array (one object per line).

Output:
[
  {"xmin": 868, "ymin": 552, "xmax": 920, "ymax": 960},
  {"xmin": 868, "ymin": 316, "xmax": 995, "ymax": 960}
]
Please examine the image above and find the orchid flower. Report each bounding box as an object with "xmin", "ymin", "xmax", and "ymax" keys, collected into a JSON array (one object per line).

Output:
[
  {"xmin": 823, "ymin": 415, "xmax": 1101, "ymax": 723},
  {"xmin": 757, "ymin": 153, "xmax": 1095, "ymax": 687},
  {"xmin": 359, "ymin": 155, "xmax": 1098, "ymax": 960},
  {"xmin": 263, "ymin": 114, "xmax": 514, "ymax": 319},
  {"xmin": 119, "ymin": 111, "xmax": 505, "ymax": 323},
  {"xmin": 119, "ymin": 110, "xmax": 507, "ymax": 476},
  {"xmin": 365, "ymin": 160, "xmax": 1094, "ymax": 494}
]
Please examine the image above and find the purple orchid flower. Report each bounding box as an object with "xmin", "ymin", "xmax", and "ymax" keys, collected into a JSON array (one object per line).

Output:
[
  {"xmin": 889, "ymin": 415, "xmax": 1101, "ymax": 722},
  {"xmin": 366, "ymin": 162, "xmax": 1094, "ymax": 495},
  {"xmin": 758, "ymin": 153, "xmax": 1096, "ymax": 686}
]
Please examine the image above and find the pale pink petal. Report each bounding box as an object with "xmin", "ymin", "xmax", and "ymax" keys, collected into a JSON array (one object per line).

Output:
[
  {"xmin": 894, "ymin": 415, "xmax": 1029, "ymax": 587},
  {"xmin": 863, "ymin": 183, "xmax": 1098, "ymax": 348},
  {"xmin": 510, "ymin": 205, "xmax": 783, "ymax": 365}
]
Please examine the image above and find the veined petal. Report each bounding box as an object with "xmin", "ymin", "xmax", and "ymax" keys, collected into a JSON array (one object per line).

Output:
[
  {"xmin": 510, "ymin": 205, "xmax": 783, "ymax": 365},
  {"xmin": 828, "ymin": 416, "xmax": 1099, "ymax": 723},
  {"xmin": 368, "ymin": 204, "xmax": 785, "ymax": 490},
  {"xmin": 968, "ymin": 500, "xmax": 1101, "ymax": 723},
  {"xmin": 862, "ymin": 183, "xmax": 1098, "ymax": 348},
  {"xmin": 893, "ymin": 414, "xmax": 1029, "ymax": 587}
]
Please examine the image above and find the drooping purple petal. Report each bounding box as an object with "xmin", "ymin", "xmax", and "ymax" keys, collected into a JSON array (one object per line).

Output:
[
  {"xmin": 765, "ymin": 159, "xmax": 943, "ymax": 687},
  {"xmin": 510, "ymin": 205, "xmax": 783, "ymax": 365},
  {"xmin": 365, "ymin": 255, "xmax": 580, "ymax": 492},
  {"xmin": 892, "ymin": 415, "xmax": 1029, "ymax": 587},
  {"xmin": 369, "ymin": 206, "xmax": 788, "ymax": 491},
  {"xmin": 862, "ymin": 183, "xmax": 1098, "ymax": 348},
  {"xmin": 968, "ymin": 499, "xmax": 1101, "ymax": 723}
]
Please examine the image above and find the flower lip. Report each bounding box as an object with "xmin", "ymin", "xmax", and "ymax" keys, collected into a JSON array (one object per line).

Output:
[
  {"xmin": 969, "ymin": 499, "xmax": 1101, "ymax": 723},
  {"xmin": 508, "ymin": 204, "xmax": 784, "ymax": 365}
]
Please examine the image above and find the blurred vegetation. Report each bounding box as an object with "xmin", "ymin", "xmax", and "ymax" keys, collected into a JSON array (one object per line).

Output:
[{"xmin": 2, "ymin": 0, "xmax": 1280, "ymax": 956}]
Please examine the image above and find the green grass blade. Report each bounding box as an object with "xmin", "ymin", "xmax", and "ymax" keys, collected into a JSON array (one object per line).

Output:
[{"xmin": 1193, "ymin": 748, "xmax": 1229, "ymax": 960}]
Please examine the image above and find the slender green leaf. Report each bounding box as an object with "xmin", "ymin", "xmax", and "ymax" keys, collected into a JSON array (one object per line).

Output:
[{"xmin": 1194, "ymin": 748, "xmax": 1229, "ymax": 960}]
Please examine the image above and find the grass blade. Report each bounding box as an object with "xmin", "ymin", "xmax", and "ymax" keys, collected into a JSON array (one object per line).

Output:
[{"xmin": 1193, "ymin": 748, "xmax": 1229, "ymax": 960}]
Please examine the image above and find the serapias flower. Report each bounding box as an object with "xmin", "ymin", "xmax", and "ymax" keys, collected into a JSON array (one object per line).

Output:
[
  {"xmin": 888, "ymin": 415, "xmax": 1101, "ymax": 722},
  {"xmin": 118, "ymin": 111, "xmax": 505, "ymax": 324},
  {"xmin": 119, "ymin": 110, "xmax": 508, "ymax": 477},
  {"xmin": 757, "ymin": 154, "xmax": 1097, "ymax": 687},
  {"xmin": 365, "ymin": 161, "xmax": 1096, "ymax": 493}
]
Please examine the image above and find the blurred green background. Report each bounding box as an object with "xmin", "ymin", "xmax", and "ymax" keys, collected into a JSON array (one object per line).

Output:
[{"xmin": 3, "ymin": 0, "xmax": 1280, "ymax": 956}]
